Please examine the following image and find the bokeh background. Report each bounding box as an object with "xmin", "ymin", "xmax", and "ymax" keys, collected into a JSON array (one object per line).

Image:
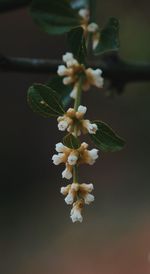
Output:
[{"xmin": 0, "ymin": 1, "xmax": 150, "ymax": 274}]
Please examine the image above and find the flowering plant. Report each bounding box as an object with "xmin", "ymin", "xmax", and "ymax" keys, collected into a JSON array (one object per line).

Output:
[{"xmin": 27, "ymin": 0, "xmax": 125, "ymax": 222}]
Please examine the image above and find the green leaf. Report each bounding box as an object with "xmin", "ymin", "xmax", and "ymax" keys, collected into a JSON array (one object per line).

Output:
[
  {"xmin": 27, "ymin": 84, "xmax": 65, "ymax": 118},
  {"xmin": 47, "ymin": 76, "xmax": 72, "ymax": 108},
  {"xmin": 30, "ymin": 0, "xmax": 81, "ymax": 35},
  {"xmin": 67, "ymin": 26, "xmax": 87, "ymax": 63},
  {"xmin": 63, "ymin": 134, "xmax": 80, "ymax": 149},
  {"xmin": 90, "ymin": 120, "xmax": 125, "ymax": 152},
  {"xmin": 94, "ymin": 17, "xmax": 120, "ymax": 55}
]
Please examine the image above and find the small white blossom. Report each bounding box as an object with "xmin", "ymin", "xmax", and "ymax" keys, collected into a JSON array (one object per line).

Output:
[
  {"xmin": 88, "ymin": 149, "xmax": 99, "ymax": 165},
  {"xmin": 57, "ymin": 65, "xmax": 68, "ymax": 76},
  {"xmin": 70, "ymin": 84, "xmax": 78, "ymax": 99},
  {"xmin": 63, "ymin": 52, "xmax": 74, "ymax": 63},
  {"xmin": 70, "ymin": 200, "xmax": 83, "ymax": 223},
  {"xmin": 60, "ymin": 185, "xmax": 71, "ymax": 195},
  {"xmin": 64, "ymin": 183, "xmax": 79, "ymax": 205},
  {"xmin": 52, "ymin": 153, "xmax": 64, "ymax": 165},
  {"xmin": 85, "ymin": 68, "xmax": 104, "ymax": 89},
  {"xmin": 57, "ymin": 120, "xmax": 69, "ymax": 131},
  {"xmin": 80, "ymin": 183, "xmax": 94, "ymax": 192},
  {"xmin": 92, "ymin": 32, "xmax": 100, "ymax": 50},
  {"xmin": 66, "ymin": 59, "xmax": 79, "ymax": 68},
  {"xmin": 62, "ymin": 167, "xmax": 72, "ymax": 180},
  {"xmin": 55, "ymin": 142, "xmax": 66, "ymax": 153},
  {"xmin": 84, "ymin": 193, "xmax": 95, "ymax": 204},
  {"xmin": 78, "ymin": 9, "xmax": 89, "ymax": 21},
  {"xmin": 83, "ymin": 120, "xmax": 98, "ymax": 134},
  {"xmin": 87, "ymin": 22, "xmax": 99, "ymax": 33},
  {"xmin": 63, "ymin": 76, "xmax": 74, "ymax": 85},
  {"xmin": 77, "ymin": 105, "xmax": 87, "ymax": 115}
]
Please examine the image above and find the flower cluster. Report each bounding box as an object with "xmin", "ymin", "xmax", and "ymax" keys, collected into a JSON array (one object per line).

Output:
[
  {"xmin": 61, "ymin": 183, "xmax": 94, "ymax": 222},
  {"xmin": 53, "ymin": 23, "xmax": 103, "ymax": 222},
  {"xmin": 52, "ymin": 142, "xmax": 99, "ymax": 180},
  {"xmin": 57, "ymin": 52, "xmax": 104, "ymax": 99},
  {"xmin": 57, "ymin": 105, "xmax": 98, "ymax": 136},
  {"xmin": 79, "ymin": 8, "xmax": 100, "ymax": 50}
]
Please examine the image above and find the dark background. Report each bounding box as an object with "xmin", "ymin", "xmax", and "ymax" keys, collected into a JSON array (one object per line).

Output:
[{"xmin": 0, "ymin": 1, "xmax": 150, "ymax": 274}]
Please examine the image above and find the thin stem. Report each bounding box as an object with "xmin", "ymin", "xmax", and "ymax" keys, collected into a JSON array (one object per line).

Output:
[
  {"xmin": 72, "ymin": 77, "xmax": 83, "ymax": 184},
  {"xmin": 74, "ymin": 78, "xmax": 83, "ymax": 111},
  {"xmin": 73, "ymin": 166, "xmax": 78, "ymax": 184}
]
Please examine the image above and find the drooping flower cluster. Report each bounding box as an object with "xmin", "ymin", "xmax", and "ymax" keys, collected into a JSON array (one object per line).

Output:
[
  {"xmin": 53, "ymin": 42, "xmax": 103, "ymax": 222},
  {"xmin": 61, "ymin": 183, "xmax": 94, "ymax": 222},
  {"xmin": 57, "ymin": 52, "xmax": 104, "ymax": 99},
  {"xmin": 57, "ymin": 105, "xmax": 98, "ymax": 136},
  {"xmin": 52, "ymin": 142, "xmax": 99, "ymax": 180},
  {"xmin": 79, "ymin": 8, "xmax": 100, "ymax": 50}
]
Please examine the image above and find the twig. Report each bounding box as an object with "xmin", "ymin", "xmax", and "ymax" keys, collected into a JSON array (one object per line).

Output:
[{"xmin": 0, "ymin": 55, "xmax": 150, "ymax": 86}]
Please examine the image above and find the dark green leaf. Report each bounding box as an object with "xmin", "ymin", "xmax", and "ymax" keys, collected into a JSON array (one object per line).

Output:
[
  {"xmin": 27, "ymin": 84, "xmax": 65, "ymax": 118},
  {"xmin": 94, "ymin": 17, "xmax": 120, "ymax": 55},
  {"xmin": 47, "ymin": 76, "xmax": 72, "ymax": 108},
  {"xmin": 90, "ymin": 120, "xmax": 125, "ymax": 152},
  {"xmin": 63, "ymin": 134, "xmax": 80, "ymax": 149},
  {"xmin": 68, "ymin": 26, "xmax": 87, "ymax": 63},
  {"xmin": 30, "ymin": 0, "xmax": 81, "ymax": 34}
]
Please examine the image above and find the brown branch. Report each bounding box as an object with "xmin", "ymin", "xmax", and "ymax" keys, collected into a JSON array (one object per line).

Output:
[{"xmin": 0, "ymin": 55, "xmax": 150, "ymax": 86}]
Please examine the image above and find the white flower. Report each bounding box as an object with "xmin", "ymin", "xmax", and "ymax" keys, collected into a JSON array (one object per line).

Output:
[
  {"xmin": 80, "ymin": 183, "xmax": 94, "ymax": 192},
  {"xmin": 64, "ymin": 183, "xmax": 79, "ymax": 204},
  {"xmin": 66, "ymin": 59, "xmax": 79, "ymax": 68},
  {"xmin": 77, "ymin": 105, "xmax": 87, "ymax": 115},
  {"xmin": 52, "ymin": 153, "xmax": 64, "ymax": 165},
  {"xmin": 70, "ymin": 83, "xmax": 78, "ymax": 99},
  {"xmin": 57, "ymin": 65, "xmax": 68, "ymax": 76},
  {"xmin": 92, "ymin": 33, "xmax": 100, "ymax": 50},
  {"xmin": 60, "ymin": 185, "xmax": 71, "ymax": 195},
  {"xmin": 83, "ymin": 120, "xmax": 98, "ymax": 134},
  {"xmin": 84, "ymin": 193, "xmax": 95, "ymax": 204},
  {"xmin": 63, "ymin": 76, "xmax": 74, "ymax": 85},
  {"xmin": 79, "ymin": 183, "xmax": 94, "ymax": 204},
  {"xmin": 87, "ymin": 22, "xmax": 99, "ymax": 33},
  {"xmin": 94, "ymin": 68, "xmax": 102, "ymax": 76},
  {"xmin": 58, "ymin": 120, "xmax": 69, "ymax": 131},
  {"xmin": 85, "ymin": 68, "xmax": 104, "ymax": 89},
  {"xmin": 70, "ymin": 200, "xmax": 83, "ymax": 223},
  {"xmin": 55, "ymin": 142, "xmax": 66, "ymax": 153},
  {"xmin": 78, "ymin": 9, "xmax": 89, "ymax": 21},
  {"xmin": 63, "ymin": 52, "xmax": 74, "ymax": 63},
  {"xmin": 88, "ymin": 149, "xmax": 99, "ymax": 165},
  {"xmin": 65, "ymin": 193, "xmax": 74, "ymax": 205},
  {"xmin": 62, "ymin": 167, "xmax": 72, "ymax": 180},
  {"xmin": 68, "ymin": 153, "xmax": 78, "ymax": 165},
  {"xmin": 61, "ymin": 183, "xmax": 78, "ymax": 204}
]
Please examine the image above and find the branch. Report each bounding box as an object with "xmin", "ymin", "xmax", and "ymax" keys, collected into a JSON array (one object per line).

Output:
[
  {"xmin": 0, "ymin": 55, "xmax": 150, "ymax": 86},
  {"xmin": 0, "ymin": 0, "xmax": 31, "ymax": 13}
]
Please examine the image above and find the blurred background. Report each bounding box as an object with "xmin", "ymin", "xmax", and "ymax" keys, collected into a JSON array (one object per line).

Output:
[{"xmin": 0, "ymin": 1, "xmax": 150, "ymax": 274}]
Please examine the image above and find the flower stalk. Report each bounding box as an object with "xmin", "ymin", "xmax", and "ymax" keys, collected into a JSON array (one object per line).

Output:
[{"xmin": 52, "ymin": 9, "xmax": 104, "ymax": 223}]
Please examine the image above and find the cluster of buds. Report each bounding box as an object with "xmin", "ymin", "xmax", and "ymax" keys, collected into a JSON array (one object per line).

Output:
[
  {"xmin": 79, "ymin": 8, "xmax": 100, "ymax": 50},
  {"xmin": 61, "ymin": 183, "xmax": 94, "ymax": 222},
  {"xmin": 52, "ymin": 142, "xmax": 99, "ymax": 180},
  {"xmin": 57, "ymin": 105, "xmax": 98, "ymax": 136},
  {"xmin": 53, "ymin": 43, "xmax": 103, "ymax": 222},
  {"xmin": 57, "ymin": 52, "xmax": 104, "ymax": 99}
]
